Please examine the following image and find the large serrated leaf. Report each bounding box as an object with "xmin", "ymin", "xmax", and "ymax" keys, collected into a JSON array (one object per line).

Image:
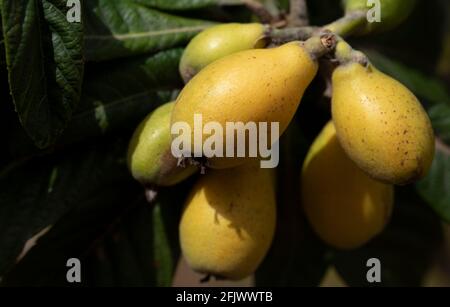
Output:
[
  {"xmin": 61, "ymin": 48, "xmax": 184, "ymax": 144},
  {"xmin": 84, "ymin": 0, "xmax": 215, "ymax": 61},
  {"xmin": 333, "ymin": 187, "xmax": 442, "ymax": 287},
  {"xmin": 1, "ymin": 0, "xmax": 84, "ymax": 148},
  {"xmin": 0, "ymin": 138, "xmax": 130, "ymax": 278},
  {"xmin": 6, "ymin": 49, "xmax": 182, "ymax": 160}
]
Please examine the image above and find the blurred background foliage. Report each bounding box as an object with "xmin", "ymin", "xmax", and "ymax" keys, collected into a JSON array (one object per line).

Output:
[{"xmin": 0, "ymin": 0, "xmax": 449, "ymax": 286}]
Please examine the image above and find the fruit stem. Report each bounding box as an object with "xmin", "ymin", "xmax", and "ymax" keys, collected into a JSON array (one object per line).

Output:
[
  {"xmin": 323, "ymin": 10, "xmax": 367, "ymax": 37},
  {"xmin": 268, "ymin": 26, "xmax": 318, "ymax": 45},
  {"xmin": 334, "ymin": 40, "xmax": 369, "ymax": 66},
  {"xmin": 303, "ymin": 32, "xmax": 337, "ymax": 60}
]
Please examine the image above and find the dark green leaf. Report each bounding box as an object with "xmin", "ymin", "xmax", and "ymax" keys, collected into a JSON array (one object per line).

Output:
[
  {"xmin": 1, "ymin": 185, "xmax": 186, "ymax": 287},
  {"xmin": 5, "ymin": 49, "xmax": 182, "ymax": 160},
  {"xmin": 85, "ymin": 190, "xmax": 183, "ymax": 287},
  {"xmin": 0, "ymin": 182, "xmax": 139, "ymax": 286},
  {"xmin": 333, "ymin": 186, "xmax": 443, "ymax": 286},
  {"xmin": 0, "ymin": 138, "xmax": 130, "ymax": 277},
  {"xmin": 428, "ymin": 103, "xmax": 450, "ymax": 144},
  {"xmin": 82, "ymin": 48, "xmax": 183, "ymax": 102},
  {"xmin": 84, "ymin": 0, "xmax": 215, "ymax": 61},
  {"xmin": 61, "ymin": 48, "xmax": 185, "ymax": 145},
  {"xmin": 416, "ymin": 141, "xmax": 450, "ymax": 223},
  {"xmin": 1, "ymin": 0, "xmax": 84, "ymax": 148},
  {"xmin": 151, "ymin": 194, "xmax": 182, "ymax": 286},
  {"xmin": 0, "ymin": 13, "xmax": 4, "ymax": 67},
  {"xmin": 255, "ymin": 120, "xmax": 329, "ymax": 286}
]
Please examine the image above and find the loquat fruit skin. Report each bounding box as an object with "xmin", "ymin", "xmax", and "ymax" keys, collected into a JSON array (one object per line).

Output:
[
  {"xmin": 172, "ymin": 41, "xmax": 319, "ymax": 169},
  {"xmin": 179, "ymin": 23, "xmax": 267, "ymax": 83},
  {"xmin": 302, "ymin": 121, "xmax": 394, "ymax": 250},
  {"xmin": 180, "ymin": 162, "xmax": 276, "ymax": 280},
  {"xmin": 332, "ymin": 63, "xmax": 435, "ymax": 185},
  {"xmin": 127, "ymin": 102, "xmax": 198, "ymax": 187}
]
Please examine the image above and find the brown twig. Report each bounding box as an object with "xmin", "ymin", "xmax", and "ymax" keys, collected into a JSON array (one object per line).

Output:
[
  {"xmin": 287, "ymin": 0, "xmax": 309, "ymax": 27},
  {"xmin": 268, "ymin": 26, "xmax": 318, "ymax": 46},
  {"xmin": 323, "ymin": 10, "xmax": 367, "ymax": 37},
  {"xmin": 242, "ymin": 0, "xmax": 275, "ymax": 24}
]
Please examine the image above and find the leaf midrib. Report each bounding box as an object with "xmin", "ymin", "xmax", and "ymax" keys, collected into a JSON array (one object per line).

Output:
[{"xmin": 85, "ymin": 25, "xmax": 210, "ymax": 41}]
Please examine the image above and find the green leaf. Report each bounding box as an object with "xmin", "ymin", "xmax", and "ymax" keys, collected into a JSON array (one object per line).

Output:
[
  {"xmin": 416, "ymin": 141, "xmax": 450, "ymax": 223},
  {"xmin": 0, "ymin": 182, "xmax": 140, "ymax": 286},
  {"xmin": 333, "ymin": 186, "xmax": 442, "ymax": 287},
  {"xmin": 428, "ymin": 103, "xmax": 450, "ymax": 144},
  {"xmin": 82, "ymin": 48, "xmax": 183, "ymax": 100},
  {"xmin": 84, "ymin": 0, "xmax": 215, "ymax": 61},
  {"xmin": 0, "ymin": 14, "xmax": 4, "ymax": 67},
  {"xmin": 61, "ymin": 48, "xmax": 184, "ymax": 144},
  {"xmin": 151, "ymin": 193, "xmax": 182, "ymax": 286},
  {"xmin": 1, "ymin": 185, "xmax": 186, "ymax": 286},
  {"xmin": 255, "ymin": 120, "xmax": 329, "ymax": 286},
  {"xmin": 0, "ymin": 138, "xmax": 130, "ymax": 278},
  {"xmin": 1, "ymin": 0, "xmax": 84, "ymax": 148},
  {"xmin": 5, "ymin": 49, "xmax": 182, "ymax": 160},
  {"xmin": 85, "ymin": 190, "xmax": 183, "ymax": 287}
]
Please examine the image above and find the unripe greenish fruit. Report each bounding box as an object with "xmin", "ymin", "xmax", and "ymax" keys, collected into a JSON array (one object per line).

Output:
[
  {"xmin": 180, "ymin": 162, "xmax": 276, "ymax": 280},
  {"xmin": 172, "ymin": 40, "xmax": 320, "ymax": 169},
  {"xmin": 302, "ymin": 121, "xmax": 394, "ymax": 250},
  {"xmin": 127, "ymin": 102, "xmax": 198, "ymax": 187},
  {"xmin": 332, "ymin": 62, "xmax": 435, "ymax": 185},
  {"xmin": 343, "ymin": 0, "xmax": 417, "ymax": 34},
  {"xmin": 179, "ymin": 23, "xmax": 267, "ymax": 83}
]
